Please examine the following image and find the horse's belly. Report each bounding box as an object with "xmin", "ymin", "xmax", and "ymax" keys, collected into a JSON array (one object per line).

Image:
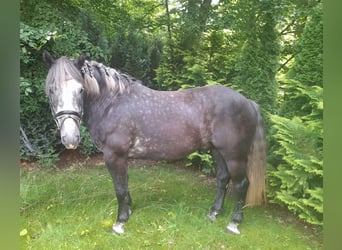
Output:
[{"xmin": 127, "ymin": 136, "xmax": 201, "ymax": 160}]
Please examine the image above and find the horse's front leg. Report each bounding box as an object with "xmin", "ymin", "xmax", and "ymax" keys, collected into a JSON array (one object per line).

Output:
[{"xmin": 104, "ymin": 152, "xmax": 132, "ymax": 234}]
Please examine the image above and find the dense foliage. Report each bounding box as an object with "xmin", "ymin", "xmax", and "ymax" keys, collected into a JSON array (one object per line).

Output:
[
  {"xmin": 20, "ymin": 0, "xmax": 322, "ymax": 225},
  {"xmin": 268, "ymin": 4, "xmax": 323, "ymax": 225}
]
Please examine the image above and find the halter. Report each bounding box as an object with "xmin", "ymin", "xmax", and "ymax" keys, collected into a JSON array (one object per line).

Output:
[{"xmin": 53, "ymin": 110, "xmax": 83, "ymax": 130}]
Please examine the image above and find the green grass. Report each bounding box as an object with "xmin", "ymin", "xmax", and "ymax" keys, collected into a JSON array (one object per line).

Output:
[{"xmin": 20, "ymin": 164, "xmax": 322, "ymax": 249}]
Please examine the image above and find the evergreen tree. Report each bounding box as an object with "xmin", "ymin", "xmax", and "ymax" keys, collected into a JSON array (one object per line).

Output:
[
  {"xmin": 287, "ymin": 5, "xmax": 323, "ymax": 87},
  {"xmin": 232, "ymin": 1, "xmax": 280, "ymax": 118},
  {"xmin": 280, "ymin": 3, "xmax": 323, "ymax": 118}
]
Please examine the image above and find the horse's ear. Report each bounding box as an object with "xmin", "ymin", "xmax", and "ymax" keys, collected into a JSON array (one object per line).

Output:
[
  {"xmin": 42, "ymin": 50, "xmax": 55, "ymax": 67},
  {"xmin": 75, "ymin": 54, "xmax": 87, "ymax": 69}
]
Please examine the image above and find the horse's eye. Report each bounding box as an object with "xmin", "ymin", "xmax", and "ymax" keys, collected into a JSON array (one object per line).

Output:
[{"xmin": 79, "ymin": 88, "xmax": 84, "ymax": 94}]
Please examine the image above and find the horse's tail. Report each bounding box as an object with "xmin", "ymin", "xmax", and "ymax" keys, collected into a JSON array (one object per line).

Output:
[{"xmin": 245, "ymin": 101, "xmax": 267, "ymax": 206}]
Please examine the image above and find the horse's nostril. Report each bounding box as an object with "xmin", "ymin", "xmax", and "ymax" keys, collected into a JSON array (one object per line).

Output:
[
  {"xmin": 67, "ymin": 144, "xmax": 77, "ymax": 149},
  {"xmin": 61, "ymin": 135, "xmax": 80, "ymax": 149}
]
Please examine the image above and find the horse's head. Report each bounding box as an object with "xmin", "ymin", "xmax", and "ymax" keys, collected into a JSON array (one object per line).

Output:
[{"xmin": 43, "ymin": 51, "xmax": 86, "ymax": 149}]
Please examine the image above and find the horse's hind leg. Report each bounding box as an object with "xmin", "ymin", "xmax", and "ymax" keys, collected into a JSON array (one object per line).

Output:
[
  {"xmin": 207, "ymin": 149, "xmax": 230, "ymax": 222},
  {"xmin": 226, "ymin": 159, "xmax": 249, "ymax": 235}
]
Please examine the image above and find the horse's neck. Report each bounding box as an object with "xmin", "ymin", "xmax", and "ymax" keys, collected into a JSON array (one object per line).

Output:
[{"xmin": 82, "ymin": 82, "xmax": 149, "ymax": 121}]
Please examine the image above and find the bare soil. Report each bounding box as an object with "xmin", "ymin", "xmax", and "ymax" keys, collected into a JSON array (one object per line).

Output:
[{"xmin": 20, "ymin": 149, "xmax": 203, "ymax": 176}]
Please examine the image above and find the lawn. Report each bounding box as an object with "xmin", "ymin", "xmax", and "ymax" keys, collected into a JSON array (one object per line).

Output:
[{"xmin": 20, "ymin": 162, "xmax": 322, "ymax": 249}]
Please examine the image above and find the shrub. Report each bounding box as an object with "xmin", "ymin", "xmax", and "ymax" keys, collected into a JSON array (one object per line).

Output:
[
  {"xmin": 268, "ymin": 85, "xmax": 323, "ymax": 225},
  {"xmin": 78, "ymin": 125, "xmax": 100, "ymax": 155},
  {"xmin": 185, "ymin": 151, "xmax": 214, "ymax": 175}
]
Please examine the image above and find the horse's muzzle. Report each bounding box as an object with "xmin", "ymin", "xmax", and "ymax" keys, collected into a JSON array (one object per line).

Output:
[
  {"xmin": 63, "ymin": 140, "xmax": 79, "ymax": 149},
  {"xmin": 61, "ymin": 134, "xmax": 80, "ymax": 149},
  {"xmin": 60, "ymin": 118, "xmax": 81, "ymax": 149}
]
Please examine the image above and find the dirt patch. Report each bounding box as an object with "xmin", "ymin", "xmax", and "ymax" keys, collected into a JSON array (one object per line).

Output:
[
  {"xmin": 20, "ymin": 150, "xmax": 104, "ymax": 170},
  {"xmin": 20, "ymin": 149, "xmax": 217, "ymax": 186},
  {"xmin": 20, "ymin": 149, "xmax": 196, "ymax": 171},
  {"xmin": 56, "ymin": 150, "xmax": 105, "ymax": 168}
]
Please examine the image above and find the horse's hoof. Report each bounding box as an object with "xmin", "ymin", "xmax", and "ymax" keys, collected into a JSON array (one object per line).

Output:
[
  {"xmin": 226, "ymin": 222, "xmax": 240, "ymax": 235},
  {"xmin": 112, "ymin": 222, "xmax": 125, "ymax": 235},
  {"xmin": 207, "ymin": 211, "xmax": 219, "ymax": 222}
]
